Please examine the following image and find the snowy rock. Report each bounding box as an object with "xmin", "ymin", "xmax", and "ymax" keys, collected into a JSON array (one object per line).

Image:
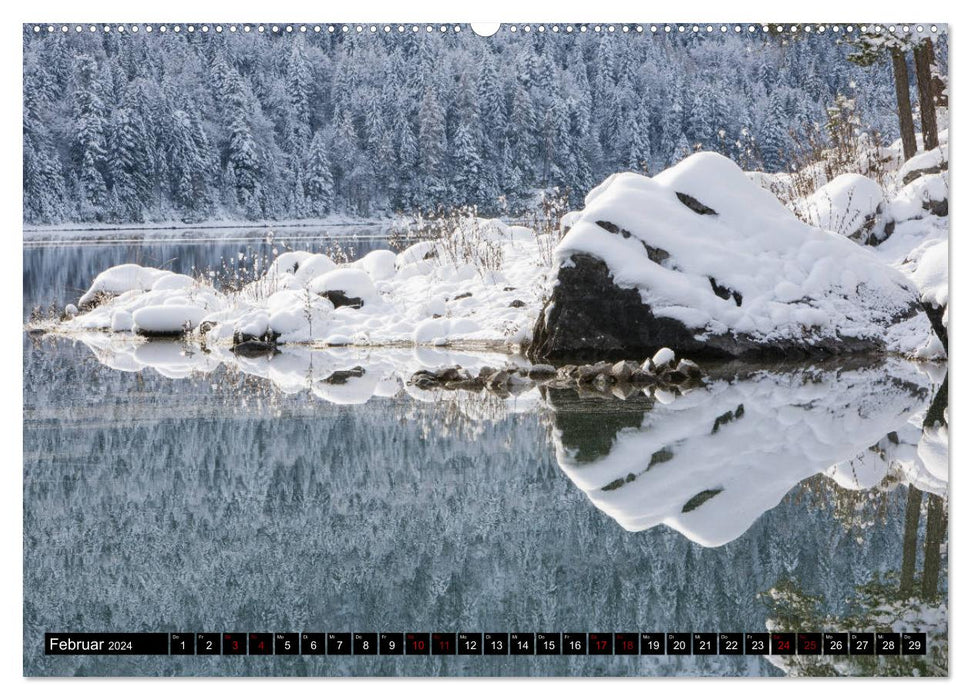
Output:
[
  {"xmin": 63, "ymin": 304, "xmax": 78, "ymax": 318},
  {"xmin": 900, "ymin": 239, "xmax": 948, "ymax": 349},
  {"xmin": 352, "ymin": 249, "xmax": 397, "ymax": 282},
  {"xmin": 651, "ymin": 347, "xmax": 675, "ymax": 369},
  {"xmin": 132, "ymin": 304, "xmax": 205, "ymax": 336},
  {"xmin": 802, "ymin": 173, "xmax": 887, "ymax": 245},
  {"xmin": 899, "ymin": 145, "xmax": 948, "ymax": 186},
  {"xmin": 110, "ymin": 309, "xmax": 133, "ymax": 332},
  {"xmin": 79, "ymin": 264, "xmax": 171, "ymax": 310},
  {"xmin": 528, "ymin": 152, "xmax": 941, "ymax": 362},
  {"xmin": 289, "ymin": 253, "xmax": 338, "ymax": 288},
  {"xmin": 888, "ymin": 174, "xmax": 948, "ymax": 222},
  {"xmin": 152, "ymin": 273, "xmax": 197, "ymax": 292},
  {"xmin": 308, "ymin": 268, "xmax": 377, "ymax": 309}
]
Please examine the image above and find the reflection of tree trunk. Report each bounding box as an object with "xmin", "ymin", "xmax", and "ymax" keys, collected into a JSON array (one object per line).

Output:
[
  {"xmin": 923, "ymin": 374, "xmax": 948, "ymax": 429},
  {"xmin": 900, "ymin": 486, "xmax": 923, "ymax": 596},
  {"xmin": 913, "ymin": 38, "xmax": 940, "ymax": 151},
  {"xmin": 891, "ymin": 48, "xmax": 918, "ymax": 160},
  {"xmin": 921, "ymin": 494, "xmax": 947, "ymax": 600}
]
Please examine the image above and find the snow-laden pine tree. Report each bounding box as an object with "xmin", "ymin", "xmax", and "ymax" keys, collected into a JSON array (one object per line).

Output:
[
  {"xmin": 417, "ymin": 86, "xmax": 448, "ymax": 208},
  {"xmin": 22, "ymin": 26, "xmax": 942, "ymax": 222},
  {"xmin": 23, "ymin": 68, "xmax": 67, "ymax": 224},
  {"xmin": 760, "ymin": 90, "xmax": 791, "ymax": 173},
  {"xmin": 303, "ymin": 131, "xmax": 334, "ymax": 217},
  {"xmin": 166, "ymin": 104, "xmax": 217, "ymax": 220},
  {"xmin": 451, "ymin": 73, "xmax": 485, "ymax": 206},
  {"xmin": 71, "ymin": 54, "xmax": 109, "ymax": 220}
]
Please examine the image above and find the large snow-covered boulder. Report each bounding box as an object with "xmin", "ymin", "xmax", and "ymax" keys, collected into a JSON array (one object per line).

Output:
[{"xmin": 528, "ymin": 153, "xmax": 942, "ymax": 362}]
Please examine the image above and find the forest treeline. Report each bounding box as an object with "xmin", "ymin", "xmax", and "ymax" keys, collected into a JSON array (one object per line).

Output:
[{"xmin": 23, "ymin": 25, "xmax": 935, "ymax": 225}]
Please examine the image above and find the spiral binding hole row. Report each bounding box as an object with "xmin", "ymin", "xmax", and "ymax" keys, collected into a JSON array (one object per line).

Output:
[{"xmin": 30, "ymin": 24, "xmax": 941, "ymax": 36}]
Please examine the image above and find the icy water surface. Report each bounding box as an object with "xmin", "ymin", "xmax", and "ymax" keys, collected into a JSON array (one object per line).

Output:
[{"xmin": 23, "ymin": 237, "xmax": 948, "ymax": 677}]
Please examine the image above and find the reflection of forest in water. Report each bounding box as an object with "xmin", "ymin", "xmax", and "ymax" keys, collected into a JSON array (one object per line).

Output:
[{"xmin": 23, "ymin": 333, "xmax": 947, "ymax": 677}]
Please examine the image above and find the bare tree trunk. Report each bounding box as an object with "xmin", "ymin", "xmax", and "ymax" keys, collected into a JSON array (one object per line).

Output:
[
  {"xmin": 913, "ymin": 38, "xmax": 940, "ymax": 151},
  {"xmin": 921, "ymin": 494, "xmax": 947, "ymax": 601},
  {"xmin": 891, "ymin": 48, "xmax": 918, "ymax": 160},
  {"xmin": 900, "ymin": 485, "xmax": 923, "ymax": 597}
]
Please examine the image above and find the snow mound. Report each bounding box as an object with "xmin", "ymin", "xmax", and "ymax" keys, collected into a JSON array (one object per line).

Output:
[
  {"xmin": 79, "ymin": 264, "xmax": 172, "ymax": 308},
  {"xmin": 133, "ymin": 304, "xmax": 206, "ymax": 335},
  {"xmin": 352, "ymin": 249, "xmax": 397, "ymax": 281},
  {"xmin": 899, "ymin": 144, "xmax": 948, "ymax": 186},
  {"xmin": 531, "ymin": 152, "xmax": 940, "ymax": 361},
  {"xmin": 801, "ymin": 173, "xmax": 885, "ymax": 243},
  {"xmin": 307, "ymin": 268, "xmax": 379, "ymax": 307},
  {"xmin": 908, "ymin": 240, "xmax": 948, "ymax": 311},
  {"xmin": 887, "ymin": 174, "xmax": 948, "ymax": 223}
]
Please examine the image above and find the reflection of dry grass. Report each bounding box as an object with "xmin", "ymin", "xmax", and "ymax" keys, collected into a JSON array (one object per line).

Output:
[
  {"xmin": 397, "ymin": 387, "xmax": 518, "ymax": 442},
  {"xmin": 792, "ymin": 467, "xmax": 902, "ymax": 536}
]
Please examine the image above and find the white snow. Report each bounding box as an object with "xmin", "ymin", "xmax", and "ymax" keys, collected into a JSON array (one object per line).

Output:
[
  {"xmin": 886, "ymin": 174, "xmax": 948, "ymax": 223},
  {"xmin": 553, "ymin": 360, "xmax": 942, "ymax": 547},
  {"xmin": 132, "ymin": 304, "xmax": 206, "ymax": 334},
  {"xmin": 78, "ymin": 264, "xmax": 172, "ymax": 307},
  {"xmin": 898, "ymin": 144, "xmax": 948, "ymax": 186},
  {"xmin": 307, "ymin": 268, "xmax": 378, "ymax": 305},
  {"xmin": 801, "ymin": 173, "xmax": 884, "ymax": 238},
  {"xmin": 62, "ymin": 217, "xmax": 550, "ymax": 351},
  {"xmin": 555, "ymin": 152, "xmax": 941, "ymax": 359},
  {"xmin": 352, "ymin": 249, "xmax": 397, "ymax": 281},
  {"xmin": 53, "ymin": 151, "xmax": 946, "ymax": 362},
  {"xmin": 651, "ymin": 347, "xmax": 675, "ymax": 368}
]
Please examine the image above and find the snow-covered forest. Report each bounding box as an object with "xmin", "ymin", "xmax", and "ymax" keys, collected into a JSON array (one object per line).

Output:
[{"xmin": 22, "ymin": 25, "xmax": 946, "ymax": 225}]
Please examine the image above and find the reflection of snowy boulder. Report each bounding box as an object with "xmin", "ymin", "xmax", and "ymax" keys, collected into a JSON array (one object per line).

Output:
[
  {"xmin": 802, "ymin": 173, "xmax": 887, "ymax": 245},
  {"xmin": 528, "ymin": 153, "xmax": 940, "ymax": 362},
  {"xmin": 551, "ymin": 360, "xmax": 933, "ymax": 547},
  {"xmin": 311, "ymin": 366, "xmax": 381, "ymax": 405},
  {"xmin": 308, "ymin": 268, "xmax": 377, "ymax": 309}
]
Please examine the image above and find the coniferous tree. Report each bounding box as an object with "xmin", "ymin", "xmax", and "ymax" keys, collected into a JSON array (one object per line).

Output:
[
  {"xmin": 71, "ymin": 54, "xmax": 109, "ymax": 219},
  {"xmin": 303, "ymin": 131, "xmax": 335, "ymax": 217},
  {"xmin": 417, "ymin": 86, "xmax": 447, "ymax": 206}
]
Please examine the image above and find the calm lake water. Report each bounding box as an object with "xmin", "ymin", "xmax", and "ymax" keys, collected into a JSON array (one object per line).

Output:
[{"xmin": 23, "ymin": 229, "xmax": 949, "ymax": 677}]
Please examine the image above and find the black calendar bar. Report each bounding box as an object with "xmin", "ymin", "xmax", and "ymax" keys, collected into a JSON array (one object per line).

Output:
[{"xmin": 43, "ymin": 631, "xmax": 930, "ymax": 655}]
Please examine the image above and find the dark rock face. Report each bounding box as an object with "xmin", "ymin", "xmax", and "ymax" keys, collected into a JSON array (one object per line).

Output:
[
  {"xmin": 233, "ymin": 340, "xmax": 277, "ymax": 358},
  {"xmin": 526, "ymin": 253, "xmax": 894, "ymax": 363},
  {"xmin": 922, "ymin": 301, "xmax": 948, "ymax": 351},
  {"xmin": 527, "ymin": 254, "xmax": 724, "ymax": 363},
  {"xmin": 925, "ymin": 197, "xmax": 949, "ymax": 217},
  {"xmin": 676, "ymin": 192, "xmax": 718, "ymax": 216},
  {"xmin": 319, "ymin": 290, "xmax": 364, "ymax": 309},
  {"xmin": 324, "ymin": 366, "xmax": 366, "ymax": 384}
]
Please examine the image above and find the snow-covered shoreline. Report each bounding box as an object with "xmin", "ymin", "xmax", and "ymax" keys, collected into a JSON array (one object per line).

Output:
[
  {"xmin": 23, "ymin": 215, "xmax": 390, "ymax": 235},
  {"xmin": 34, "ymin": 150, "xmax": 948, "ymax": 366}
]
